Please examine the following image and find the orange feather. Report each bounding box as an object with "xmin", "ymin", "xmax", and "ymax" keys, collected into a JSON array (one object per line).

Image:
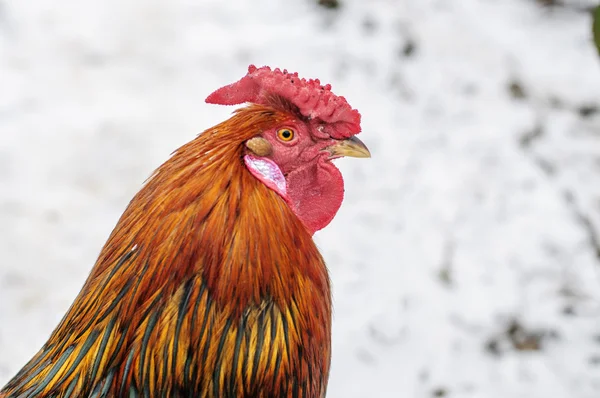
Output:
[{"xmin": 1, "ymin": 105, "xmax": 332, "ymax": 397}]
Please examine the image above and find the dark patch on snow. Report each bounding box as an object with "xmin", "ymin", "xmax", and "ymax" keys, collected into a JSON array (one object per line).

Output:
[
  {"xmin": 318, "ymin": 0, "xmax": 341, "ymax": 10},
  {"xmin": 485, "ymin": 318, "xmax": 559, "ymax": 356},
  {"xmin": 432, "ymin": 387, "xmax": 448, "ymax": 397},
  {"xmin": 400, "ymin": 39, "xmax": 417, "ymax": 58},
  {"xmin": 508, "ymin": 80, "xmax": 527, "ymax": 100},
  {"xmin": 578, "ymin": 104, "xmax": 599, "ymax": 118},
  {"xmin": 519, "ymin": 124, "xmax": 544, "ymax": 149}
]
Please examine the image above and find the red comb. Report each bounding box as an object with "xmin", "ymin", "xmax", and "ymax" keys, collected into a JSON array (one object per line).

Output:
[{"xmin": 206, "ymin": 65, "xmax": 361, "ymax": 138}]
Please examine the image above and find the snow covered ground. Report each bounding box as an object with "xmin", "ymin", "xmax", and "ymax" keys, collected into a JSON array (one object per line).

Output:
[{"xmin": 1, "ymin": 0, "xmax": 600, "ymax": 396}]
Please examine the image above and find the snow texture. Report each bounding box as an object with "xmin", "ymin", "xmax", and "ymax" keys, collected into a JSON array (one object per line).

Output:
[{"xmin": 1, "ymin": 0, "xmax": 600, "ymax": 397}]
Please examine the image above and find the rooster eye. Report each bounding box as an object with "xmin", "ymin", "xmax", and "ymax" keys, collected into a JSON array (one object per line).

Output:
[{"xmin": 276, "ymin": 128, "xmax": 295, "ymax": 142}]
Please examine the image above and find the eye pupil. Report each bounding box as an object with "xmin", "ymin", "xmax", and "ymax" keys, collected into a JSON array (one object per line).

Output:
[{"xmin": 282, "ymin": 130, "xmax": 291, "ymax": 138}]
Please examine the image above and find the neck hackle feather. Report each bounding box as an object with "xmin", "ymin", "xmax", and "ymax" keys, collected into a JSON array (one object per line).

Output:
[{"xmin": 1, "ymin": 104, "xmax": 332, "ymax": 397}]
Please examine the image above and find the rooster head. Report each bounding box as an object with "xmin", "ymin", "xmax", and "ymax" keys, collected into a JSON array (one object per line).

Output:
[{"xmin": 206, "ymin": 65, "xmax": 369, "ymax": 234}]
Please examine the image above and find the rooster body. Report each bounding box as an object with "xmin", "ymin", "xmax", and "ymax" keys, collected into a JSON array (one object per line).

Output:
[{"xmin": 1, "ymin": 66, "xmax": 368, "ymax": 397}]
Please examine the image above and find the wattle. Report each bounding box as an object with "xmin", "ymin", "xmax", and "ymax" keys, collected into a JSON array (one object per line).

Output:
[{"xmin": 244, "ymin": 154, "xmax": 344, "ymax": 235}]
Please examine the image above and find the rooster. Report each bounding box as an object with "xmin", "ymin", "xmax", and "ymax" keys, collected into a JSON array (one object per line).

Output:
[{"xmin": 0, "ymin": 65, "xmax": 369, "ymax": 397}]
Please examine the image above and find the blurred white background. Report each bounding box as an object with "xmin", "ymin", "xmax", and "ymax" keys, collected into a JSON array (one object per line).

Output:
[{"xmin": 1, "ymin": 0, "xmax": 600, "ymax": 396}]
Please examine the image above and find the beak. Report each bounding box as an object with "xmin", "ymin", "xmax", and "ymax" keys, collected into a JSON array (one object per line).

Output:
[{"xmin": 326, "ymin": 136, "xmax": 371, "ymax": 159}]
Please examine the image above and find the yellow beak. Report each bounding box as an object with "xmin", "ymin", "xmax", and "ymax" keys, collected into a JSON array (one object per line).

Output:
[{"xmin": 327, "ymin": 136, "xmax": 371, "ymax": 159}]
